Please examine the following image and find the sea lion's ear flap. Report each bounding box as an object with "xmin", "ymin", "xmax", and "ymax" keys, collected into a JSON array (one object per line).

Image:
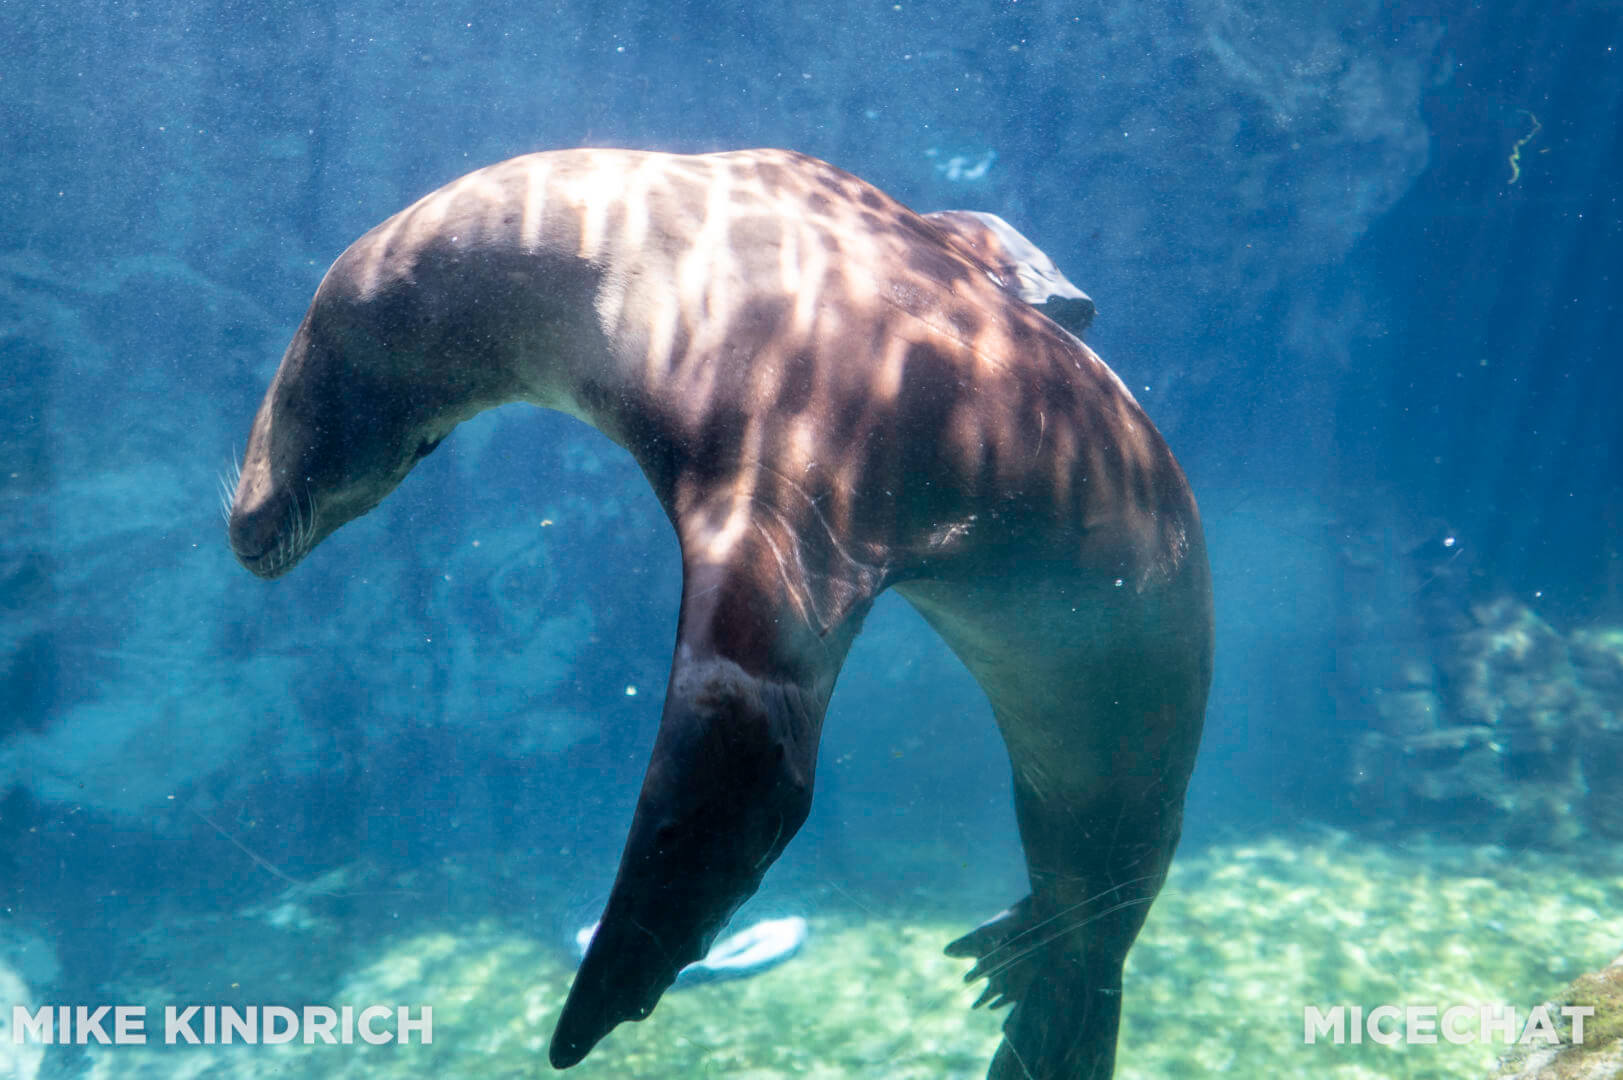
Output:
[{"xmin": 924, "ymin": 209, "xmax": 1096, "ymax": 338}]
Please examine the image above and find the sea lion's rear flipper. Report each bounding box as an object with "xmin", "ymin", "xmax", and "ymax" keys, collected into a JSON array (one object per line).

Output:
[
  {"xmin": 943, "ymin": 898, "xmax": 1044, "ymax": 1010},
  {"xmin": 944, "ymin": 881, "xmax": 1146, "ymax": 1079},
  {"xmin": 924, "ymin": 209, "xmax": 1096, "ymax": 338},
  {"xmin": 901, "ymin": 562, "xmax": 1209, "ymax": 1080},
  {"xmin": 550, "ymin": 524, "xmax": 874, "ymax": 1068}
]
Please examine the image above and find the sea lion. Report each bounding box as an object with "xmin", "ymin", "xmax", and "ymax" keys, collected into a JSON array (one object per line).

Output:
[{"xmin": 227, "ymin": 148, "xmax": 1213, "ymax": 1079}]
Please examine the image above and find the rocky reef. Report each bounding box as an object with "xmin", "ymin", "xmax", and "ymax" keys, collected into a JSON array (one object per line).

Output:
[{"xmin": 1351, "ymin": 596, "xmax": 1623, "ymax": 847}]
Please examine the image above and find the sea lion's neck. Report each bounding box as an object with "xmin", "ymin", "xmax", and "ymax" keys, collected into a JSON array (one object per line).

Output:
[{"xmin": 327, "ymin": 150, "xmax": 708, "ymax": 451}]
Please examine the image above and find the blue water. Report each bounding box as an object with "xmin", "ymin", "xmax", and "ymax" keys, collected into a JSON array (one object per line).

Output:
[{"xmin": 2, "ymin": 2, "xmax": 1620, "ymax": 1078}]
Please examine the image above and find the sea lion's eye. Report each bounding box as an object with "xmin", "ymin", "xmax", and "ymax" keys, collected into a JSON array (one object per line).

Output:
[{"xmin": 415, "ymin": 437, "xmax": 442, "ymax": 459}]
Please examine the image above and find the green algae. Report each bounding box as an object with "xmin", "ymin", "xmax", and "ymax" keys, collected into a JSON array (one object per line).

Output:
[
  {"xmin": 1566, "ymin": 965, "xmax": 1623, "ymax": 1049},
  {"xmin": 1486, "ymin": 959, "xmax": 1623, "ymax": 1079}
]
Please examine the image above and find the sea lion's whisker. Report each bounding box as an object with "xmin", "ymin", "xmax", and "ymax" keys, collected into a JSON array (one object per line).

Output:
[
  {"xmin": 300, "ymin": 481, "xmax": 319, "ymax": 553},
  {"xmin": 216, "ymin": 461, "xmax": 239, "ymax": 522},
  {"xmin": 288, "ymin": 491, "xmax": 302, "ymax": 554}
]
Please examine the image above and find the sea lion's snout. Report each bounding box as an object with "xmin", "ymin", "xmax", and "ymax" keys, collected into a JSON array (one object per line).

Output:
[
  {"xmin": 226, "ymin": 507, "xmax": 268, "ymax": 565},
  {"xmin": 227, "ymin": 499, "xmax": 297, "ymax": 578},
  {"xmin": 227, "ymin": 455, "xmax": 319, "ymax": 580}
]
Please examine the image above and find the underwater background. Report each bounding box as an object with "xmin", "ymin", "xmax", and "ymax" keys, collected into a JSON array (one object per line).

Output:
[{"xmin": 2, "ymin": 0, "xmax": 1621, "ymax": 1077}]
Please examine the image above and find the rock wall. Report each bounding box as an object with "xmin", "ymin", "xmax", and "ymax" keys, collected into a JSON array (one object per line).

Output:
[{"xmin": 2, "ymin": 1, "xmax": 1444, "ymax": 845}]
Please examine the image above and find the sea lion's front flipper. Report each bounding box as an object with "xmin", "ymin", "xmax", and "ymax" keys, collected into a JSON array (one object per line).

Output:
[{"xmin": 550, "ymin": 524, "xmax": 874, "ymax": 1068}]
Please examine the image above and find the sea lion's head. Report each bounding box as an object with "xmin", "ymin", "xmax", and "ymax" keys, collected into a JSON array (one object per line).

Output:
[
  {"xmin": 226, "ymin": 241, "xmax": 515, "ymax": 578},
  {"xmin": 226, "ymin": 308, "xmax": 449, "ymax": 578}
]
